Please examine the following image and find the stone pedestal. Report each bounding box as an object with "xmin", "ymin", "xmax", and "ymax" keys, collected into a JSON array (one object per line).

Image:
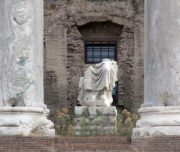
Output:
[
  {"xmin": 74, "ymin": 106, "xmax": 117, "ymax": 136},
  {"xmin": 0, "ymin": 0, "xmax": 55, "ymax": 136},
  {"xmin": 133, "ymin": 0, "xmax": 180, "ymax": 137},
  {"xmin": 0, "ymin": 107, "xmax": 54, "ymax": 136},
  {"xmin": 133, "ymin": 107, "xmax": 180, "ymax": 136}
]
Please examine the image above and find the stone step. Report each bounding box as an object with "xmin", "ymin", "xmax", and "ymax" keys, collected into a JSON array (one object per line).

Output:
[
  {"xmin": 0, "ymin": 136, "xmax": 131, "ymax": 152},
  {"xmin": 53, "ymin": 143, "xmax": 131, "ymax": 152},
  {"xmin": 54, "ymin": 136, "xmax": 130, "ymax": 144}
]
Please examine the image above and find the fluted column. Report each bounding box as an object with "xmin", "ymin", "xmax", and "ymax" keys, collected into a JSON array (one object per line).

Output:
[{"xmin": 133, "ymin": 0, "xmax": 180, "ymax": 136}]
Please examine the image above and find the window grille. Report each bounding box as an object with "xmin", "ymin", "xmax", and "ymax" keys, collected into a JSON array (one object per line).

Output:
[{"xmin": 85, "ymin": 41, "xmax": 117, "ymax": 64}]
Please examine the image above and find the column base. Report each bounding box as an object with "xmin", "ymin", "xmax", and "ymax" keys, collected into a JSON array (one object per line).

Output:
[
  {"xmin": 133, "ymin": 106, "xmax": 180, "ymax": 136},
  {"xmin": 0, "ymin": 107, "xmax": 55, "ymax": 136},
  {"xmin": 74, "ymin": 106, "xmax": 117, "ymax": 136}
]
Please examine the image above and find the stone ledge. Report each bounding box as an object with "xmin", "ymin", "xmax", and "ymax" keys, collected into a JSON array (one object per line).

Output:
[
  {"xmin": 0, "ymin": 107, "xmax": 46, "ymax": 113},
  {"xmin": 75, "ymin": 106, "xmax": 117, "ymax": 116}
]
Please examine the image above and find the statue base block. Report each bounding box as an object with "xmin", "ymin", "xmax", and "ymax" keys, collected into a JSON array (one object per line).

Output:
[
  {"xmin": 133, "ymin": 106, "xmax": 180, "ymax": 136},
  {"xmin": 0, "ymin": 107, "xmax": 55, "ymax": 136},
  {"xmin": 74, "ymin": 106, "xmax": 117, "ymax": 136}
]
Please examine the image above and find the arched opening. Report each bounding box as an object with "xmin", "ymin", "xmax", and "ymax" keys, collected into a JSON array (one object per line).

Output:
[{"xmin": 78, "ymin": 21, "xmax": 124, "ymax": 106}]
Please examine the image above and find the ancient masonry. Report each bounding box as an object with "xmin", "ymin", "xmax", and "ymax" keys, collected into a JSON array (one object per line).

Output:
[
  {"xmin": 75, "ymin": 106, "xmax": 117, "ymax": 136},
  {"xmin": 44, "ymin": 0, "xmax": 144, "ymax": 124}
]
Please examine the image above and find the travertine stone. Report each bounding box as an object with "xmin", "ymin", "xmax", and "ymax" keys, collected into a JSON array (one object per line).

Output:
[
  {"xmin": 88, "ymin": 106, "xmax": 97, "ymax": 116},
  {"xmin": 0, "ymin": 0, "xmax": 55, "ymax": 136},
  {"xmin": 133, "ymin": 0, "xmax": 180, "ymax": 136},
  {"xmin": 74, "ymin": 106, "xmax": 88, "ymax": 116},
  {"xmin": 74, "ymin": 106, "xmax": 117, "ymax": 135},
  {"xmin": 96, "ymin": 107, "xmax": 117, "ymax": 115}
]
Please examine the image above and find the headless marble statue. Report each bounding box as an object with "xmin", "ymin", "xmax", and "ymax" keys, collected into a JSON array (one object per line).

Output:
[{"xmin": 78, "ymin": 59, "xmax": 118, "ymax": 106}]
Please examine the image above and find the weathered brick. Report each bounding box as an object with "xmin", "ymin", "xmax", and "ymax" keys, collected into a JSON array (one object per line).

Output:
[
  {"xmin": 0, "ymin": 136, "xmax": 131, "ymax": 152},
  {"xmin": 44, "ymin": 0, "xmax": 144, "ymax": 126}
]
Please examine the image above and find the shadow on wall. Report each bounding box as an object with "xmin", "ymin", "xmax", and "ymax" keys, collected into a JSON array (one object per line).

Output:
[{"xmin": 44, "ymin": 70, "xmax": 60, "ymax": 124}]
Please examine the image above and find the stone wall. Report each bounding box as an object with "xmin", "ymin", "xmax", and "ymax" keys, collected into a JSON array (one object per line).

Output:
[
  {"xmin": 44, "ymin": 0, "xmax": 144, "ymax": 124},
  {"xmin": 74, "ymin": 106, "xmax": 117, "ymax": 136},
  {"xmin": 2, "ymin": 136, "xmax": 180, "ymax": 152}
]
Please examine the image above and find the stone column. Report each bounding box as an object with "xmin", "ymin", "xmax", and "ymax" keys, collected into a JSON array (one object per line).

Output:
[
  {"xmin": 0, "ymin": 0, "xmax": 55, "ymax": 136},
  {"xmin": 133, "ymin": 0, "xmax": 180, "ymax": 136}
]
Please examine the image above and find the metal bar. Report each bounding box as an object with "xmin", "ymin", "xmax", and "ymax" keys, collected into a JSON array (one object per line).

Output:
[
  {"xmin": 108, "ymin": 41, "xmax": 109, "ymax": 59},
  {"xmin": 92, "ymin": 44, "xmax": 94, "ymax": 63},
  {"xmin": 100, "ymin": 41, "xmax": 102, "ymax": 62}
]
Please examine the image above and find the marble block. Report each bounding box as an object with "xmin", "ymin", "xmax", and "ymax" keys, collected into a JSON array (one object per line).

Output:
[
  {"xmin": 133, "ymin": 106, "xmax": 180, "ymax": 136},
  {"xmin": 0, "ymin": 107, "xmax": 55, "ymax": 136}
]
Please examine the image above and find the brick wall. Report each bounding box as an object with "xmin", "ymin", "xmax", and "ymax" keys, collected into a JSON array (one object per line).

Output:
[
  {"xmin": 0, "ymin": 136, "xmax": 131, "ymax": 152},
  {"xmin": 1, "ymin": 136, "xmax": 180, "ymax": 152},
  {"xmin": 44, "ymin": 0, "xmax": 144, "ymax": 125},
  {"xmin": 132, "ymin": 136, "xmax": 180, "ymax": 152}
]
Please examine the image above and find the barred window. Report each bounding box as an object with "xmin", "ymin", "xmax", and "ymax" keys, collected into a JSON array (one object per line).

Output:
[{"xmin": 85, "ymin": 41, "xmax": 117, "ymax": 64}]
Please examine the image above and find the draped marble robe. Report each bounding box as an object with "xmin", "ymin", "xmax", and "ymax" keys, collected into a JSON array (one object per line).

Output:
[{"xmin": 78, "ymin": 59, "xmax": 118, "ymax": 106}]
